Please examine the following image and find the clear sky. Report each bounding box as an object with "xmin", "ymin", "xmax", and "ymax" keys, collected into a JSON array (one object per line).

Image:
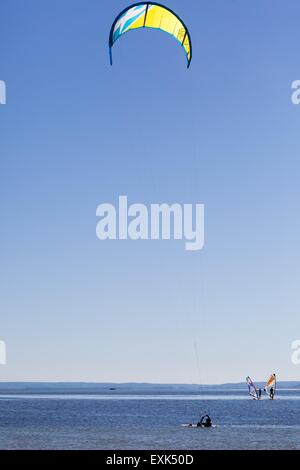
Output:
[{"xmin": 0, "ymin": 0, "xmax": 299, "ymax": 383}]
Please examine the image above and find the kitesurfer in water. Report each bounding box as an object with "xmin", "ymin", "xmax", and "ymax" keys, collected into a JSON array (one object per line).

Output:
[
  {"xmin": 270, "ymin": 387, "xmax": 274, "ymax": 399},
  {"xmin": 258, "ymin": 388, "xmax": 262, "ymax": 399},
  {"xmin": 197, "ymin": 414, "xmax": 212, "ymax": 428}
]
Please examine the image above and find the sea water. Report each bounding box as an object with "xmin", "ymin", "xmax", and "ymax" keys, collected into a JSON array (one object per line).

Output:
[{"xmin": 0, "ymin": 388, "xmax": 300, "ymax": 449}]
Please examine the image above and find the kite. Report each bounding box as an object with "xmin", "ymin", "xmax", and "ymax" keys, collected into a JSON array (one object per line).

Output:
[{"xmin": 109, "ymin": 2, "xmax": 192, "ymax": 68}]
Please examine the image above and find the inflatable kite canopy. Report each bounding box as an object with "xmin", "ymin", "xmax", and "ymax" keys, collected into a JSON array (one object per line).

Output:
[{"xmin": 109, "ymin": 2, "xmax": 192, "ymax": 68}]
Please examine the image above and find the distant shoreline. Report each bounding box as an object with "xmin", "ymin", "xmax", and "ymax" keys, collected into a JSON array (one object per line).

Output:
[{"xmin": 0, "ymin": 381, "xmax": 299, "ymax": 391}]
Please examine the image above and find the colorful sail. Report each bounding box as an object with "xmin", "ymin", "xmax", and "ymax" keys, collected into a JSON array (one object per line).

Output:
[
  {"xmin": 264, "ymin": 373, "xmax": 276, "ymax": 399},
  {"xmin": 109, "ymin": 2, "xmax": 192, "ymax": 67},
  {"xmin": 246, "ymin": 376, "xmax": 258, "ymax": 400}
]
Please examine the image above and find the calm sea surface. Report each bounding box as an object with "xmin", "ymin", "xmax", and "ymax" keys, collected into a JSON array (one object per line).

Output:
[{"xmin": 1, "ymin": 389, "xmax": 300, "ymax": 449}]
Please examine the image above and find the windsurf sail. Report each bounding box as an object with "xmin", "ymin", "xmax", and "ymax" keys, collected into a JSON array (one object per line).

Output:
[
  {"xmin": 246, "ymin": 376, "xmax": 258, "ymax": 399},
  {"xmin": 264, "ymin": 373, "xmax": 276, "ymax": 399}
]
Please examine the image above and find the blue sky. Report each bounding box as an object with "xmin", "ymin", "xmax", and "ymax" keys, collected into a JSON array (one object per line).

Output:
[{"xmin": 0, "ymin": 0, "xmax": 299, "ymax": 383}]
